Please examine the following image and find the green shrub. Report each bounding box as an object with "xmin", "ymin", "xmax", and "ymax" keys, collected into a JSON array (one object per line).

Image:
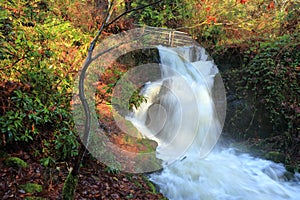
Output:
[
  {"xmin": 0, "ymin": 67, "xmax": 79, "ymax": 160},
  {"xmin": 0, "ymin": 0, "xmax": 91, "ymax": 162},
  {"xmin": 241, "ymin": 33, "xmax": 300, "ymax": 137},
  {"xmin": 132, "ymin": 0, "xmax": 192, "ymax": 28}
]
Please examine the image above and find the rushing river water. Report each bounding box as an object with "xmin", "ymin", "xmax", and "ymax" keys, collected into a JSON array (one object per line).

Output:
[{"xmin": 127, "ymin": 45, "xmax": 300, "ymax": 200}]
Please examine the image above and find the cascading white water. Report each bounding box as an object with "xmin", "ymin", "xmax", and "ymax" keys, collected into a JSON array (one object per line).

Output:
[
  {"xmin": 127, "ymin": 45, "xmax": 300, "ymax": 199},
  {"xmin": 150, "ymin": 149, "xmax": 300, "ymax": 200}
]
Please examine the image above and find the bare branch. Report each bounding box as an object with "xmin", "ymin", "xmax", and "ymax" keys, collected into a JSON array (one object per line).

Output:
[
  {"xmin": 105, "ymin": 0, "xmax": 164, "ymax": 28},
  {"xmin": 89, "ymin": 0, "xmax": 115, "ymax": 54}
]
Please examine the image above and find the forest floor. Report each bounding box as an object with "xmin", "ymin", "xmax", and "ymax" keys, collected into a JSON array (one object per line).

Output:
[
  {"xmin": 0, "ymin": 97, "xmax": 165, "ymax": 200},
  {"xmin": 0, "ymin": 61, "xmax": 166, "ymax": 199},
  {"xmin": 0, "ymin": 150, "xmax": 165, "ymax": 199}
]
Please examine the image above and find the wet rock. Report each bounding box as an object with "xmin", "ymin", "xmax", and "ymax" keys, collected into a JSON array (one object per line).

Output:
[
  {"xmin": 223, "ymin": 93, "xmax": 273, "ymax": 140},
  {"xmin": 264, "ymin": 151, "xmax": 286, "ymax": 163}
]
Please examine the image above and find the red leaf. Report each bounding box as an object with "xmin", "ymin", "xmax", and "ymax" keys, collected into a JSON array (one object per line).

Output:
[
  {"xmin": 238, "ymin": 0, "xmax": 247, "ymax": 4},
  {"xmin": 268, "ymin": 1, "xmax": 275, "ymax": 10}
]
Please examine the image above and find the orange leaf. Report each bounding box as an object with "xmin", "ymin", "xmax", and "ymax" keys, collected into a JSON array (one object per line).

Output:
[
  {"xmin": 238, "ymin": 0, "xmax": 247, "ymax": 4},
  {"xmin": 207, "ymin": 16, "xmax": 217, "ymax": 24},
  {"xmin": 32, "ymin": 124, "xmax": 35, "ymax": 132},
  {"xmin": 268, "ymin": 1, "xmax": 275, "ymax": 10}
]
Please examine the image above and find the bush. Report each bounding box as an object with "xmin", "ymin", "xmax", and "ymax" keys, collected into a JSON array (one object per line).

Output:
[
  {"xmin": 132, "ymin": 0, "xmax": 192, "ymax": 28},
  {"xmin": 241, "ymin": 33, "xmax": 300, "ymax": 137},
  {"xmin": 0, "ymin": 67, "xmax": 79, "ymax": 160},
  {"xmin": 0, "ymin": 0, "xmax": 91, "ymax": 161}
]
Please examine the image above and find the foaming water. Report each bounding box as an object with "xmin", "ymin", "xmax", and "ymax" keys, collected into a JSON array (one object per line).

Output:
[
  {"xmin": 150, "ymin": 148, "xmax": 300, "ymax": 200},
  {"xmin": 127, "ymin": 45, "xmax": 300, "ymax": 199}
]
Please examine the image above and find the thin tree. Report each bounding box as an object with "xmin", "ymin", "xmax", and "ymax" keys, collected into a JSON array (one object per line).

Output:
[{"xmin": 62, "ymin": 0, "xmax": 163, "ymax": 199}]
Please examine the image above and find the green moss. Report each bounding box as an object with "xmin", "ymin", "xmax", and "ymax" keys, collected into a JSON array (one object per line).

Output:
[
  {"xmin": 147, "ymin": 181, "xmax": 157, "ymax": 194},
  {"xmin": 4, "ymin": 157, "xmax": 28, "ymax": 168},
  {"xmin": 25, "ymin": 197, "xmax": 46, "ymax": 200},
  {"xmin": 19, "ymin": 183, "xmax": 43, "ymax": 194},
  {"xmin": 62, "ymin": 171, "xmax": 78, "ymax": 200},
  {"xmin": 142, "ymin": 175, "xmax": 158, "ymax": 194},
  {"xmin": 264, "ymin": 151, "xmax": 286, "ymax": 163}
]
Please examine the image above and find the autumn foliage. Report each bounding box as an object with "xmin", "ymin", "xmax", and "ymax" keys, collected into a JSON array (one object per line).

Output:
[{"xmin": 0, "ymin": 0, "xmax": 299, "ymax": 198}]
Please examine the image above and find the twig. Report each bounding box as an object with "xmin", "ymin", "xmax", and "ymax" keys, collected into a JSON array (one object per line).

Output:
[
  {"xmin": 104, "ymin": 0, "xmax": 163, "ymax": 28},
  {"xmin": 245, "ymin": 107, "xmax": 257, "ymax": 133}
]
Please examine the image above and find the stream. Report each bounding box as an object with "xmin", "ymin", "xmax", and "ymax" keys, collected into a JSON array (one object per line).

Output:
[{"xmin": 127, "ymin": 45, "xmax": 300, "ymax": 200}]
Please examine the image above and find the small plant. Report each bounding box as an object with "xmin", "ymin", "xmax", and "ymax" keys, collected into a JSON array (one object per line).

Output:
[
  {"xmin": 19, "ymin": 183, "xmax": 43, "ymax": 194},
  {"xmin": 104, "ymin": 165, "xmax": 121, "ymax": 174},
  {"xmin": 40, "ymin": 156, "xmax": 55, "ymax": 167}
]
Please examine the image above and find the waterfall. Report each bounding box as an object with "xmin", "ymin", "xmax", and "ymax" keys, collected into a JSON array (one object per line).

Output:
[{"xmin": 127, "ymin": 45, "xmax": 300, "ymax": 200}]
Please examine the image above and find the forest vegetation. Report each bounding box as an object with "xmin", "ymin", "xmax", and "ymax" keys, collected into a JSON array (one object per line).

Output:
[{"xmin": 0, "ymin": 0, "xmax": 299, "ymax": 199}]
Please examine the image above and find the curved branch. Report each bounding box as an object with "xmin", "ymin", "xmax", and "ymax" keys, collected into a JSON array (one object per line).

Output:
[
  {"xmin": 72, "ymin": 0, "xmax": 115, "ymax": 177},
  {"xmin": 72, "ymin": 0, "xmax": 164, "ymax": 177}
]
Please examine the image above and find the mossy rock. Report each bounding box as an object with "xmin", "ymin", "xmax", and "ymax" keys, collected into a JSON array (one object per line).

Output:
[
  {"xmin": 19, "ymin": 183, "xmax": 43, "ymax": 194},
  {"xmin": 4, "ymin": 157, "xmax": 28, "ymax": 168},
  {"xmin": 25, "ymin": 197, "xmax": 46, "ymax": 200},
  {"xmin": 230, "ymin": 143, "xmax": 250, "ymax": 153},
  {"xmin": 264, "ymin": 151, "xmax": 286, "ymax": 163},
  {"xmin": 285, "ymin": 164, "xmax": 300, "ymax": 173}
]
